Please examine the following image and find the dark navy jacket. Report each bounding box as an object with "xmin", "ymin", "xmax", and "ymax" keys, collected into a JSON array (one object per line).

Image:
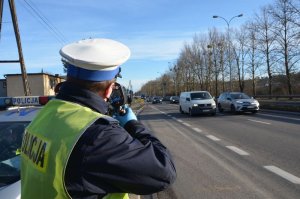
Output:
[{"xmin": 56, "ymin": 82, "xmax": 176, "ymax": 199}]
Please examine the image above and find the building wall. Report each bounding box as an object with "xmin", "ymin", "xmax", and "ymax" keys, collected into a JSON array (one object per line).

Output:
[{"xmin": 6, "ymin": 74, "xmax": 64, "ymax": 96}]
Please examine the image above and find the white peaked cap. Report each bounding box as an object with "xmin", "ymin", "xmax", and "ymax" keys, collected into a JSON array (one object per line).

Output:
[{"xmin": 59, "ymin": 38, "xmax": 131, "ymax": 81}]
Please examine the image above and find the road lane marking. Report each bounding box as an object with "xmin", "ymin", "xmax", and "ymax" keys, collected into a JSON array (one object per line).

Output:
[
  {"xmin": 177, "ymin": 119, "xmax": 183, "ymax": 123},
  {"xmin": 226, "ymin": 146, "xmax": 249, "ymax": 156},
  {"xmin": 206, "ymin": 135, "xmax": 221, "ymax": 141},
  {"xmin": 183, "ymin": 122, "xmax": 191, "ymax": 127},
  {"xmin": 193, "ymin": 128, "xmax": 202, "ymax": 133},
  {"xmin": 248, "ymin": 119, "xmax": 271, "ymax": 125},
  {"xmin": 259, "ymin": 113, "xmax": 300, "ymax": 121},
  {"xmin": 264, "ymin": 166, "xmax": 300, "ymax": 184}
]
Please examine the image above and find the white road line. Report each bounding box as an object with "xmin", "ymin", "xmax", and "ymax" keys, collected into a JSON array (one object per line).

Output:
[
  {"xmin": 206, "ymin": 135, "xmax": 221, "ymax": 141},
  {"xmin": 259, "ymin": 113, "xmax": 300, "ymax": 121},
  {"xmin": 226, "ymin": 146, "xmax": 249, "ymax": 156},
  {"xmin": 177, "ymin": 119, "xmax": 183, "ymax": 123},
  {"xmin": 183, "ymin": 122, "xmax": 191, "ymax": 127},
  {"xmin": 264, "ymin": 165, "xmax": 300, "ymax": 184},
  {"xmin": 171, "ymin": 117, "xmax": 177, "ymax": 120},
  {"xmin": 160, "ymin": 111, "xmax": 166, "ymax": 114},
  {"xmin": 248, "ymin": 119, "xmax": 271, "ymax": 125},
  {"xmin": 193, "ymin": 128, "xmax": 203, "ymax": 133},
  {"xmin": 151, "ymin": 106, "xmax": 159, "ymax": 110}
]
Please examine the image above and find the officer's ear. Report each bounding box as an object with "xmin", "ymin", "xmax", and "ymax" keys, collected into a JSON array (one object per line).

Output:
[{"xmin": 103, "ymin": 82, "xmax": 115, "ymax": 102}]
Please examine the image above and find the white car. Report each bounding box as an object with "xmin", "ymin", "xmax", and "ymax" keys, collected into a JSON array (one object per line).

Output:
[
  {"xmin": 179, "ymin": 91, "xmax": 217, "ymax": 116},
  {"xmin": 0, "ymin": 96, "xmax": 52, "ymax": 199}
]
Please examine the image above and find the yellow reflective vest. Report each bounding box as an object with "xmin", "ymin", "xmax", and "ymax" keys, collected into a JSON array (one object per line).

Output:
[{"xmin": 21, "ymin": 99, "xmax": 129, "ymax": 199}]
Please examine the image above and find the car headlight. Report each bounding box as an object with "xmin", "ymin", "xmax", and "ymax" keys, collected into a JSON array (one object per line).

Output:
[
  {"xmin": 212, "ymin": 104, "xmax": 216, "ymax": 108},
  {"xmin": 251, "ymin": 100, "xmax": 259, "ymax": 105},
  {"xmin": 193, "ymin": 104, "xmax": 198, "ymax": 107},
  {"xmin": 236, "ymin": 100, "xmax": 243, "ymax": 104}
]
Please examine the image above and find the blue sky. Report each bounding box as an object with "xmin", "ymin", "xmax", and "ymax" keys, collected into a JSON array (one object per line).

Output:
[{"xmin": 0, "ymin": 0, "xmax": 274, "ymax": 92}]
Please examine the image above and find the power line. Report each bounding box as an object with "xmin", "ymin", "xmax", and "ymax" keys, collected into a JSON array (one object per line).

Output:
[
  {"xmin": 27, "ymin": 0, "xmax": 68, "ymax": 42},
  {"xmin": 20, "ymin": 0, "xmax": 67, "ymax": 45},
  {"xmin": 22, "ymin": 0, "xmax": 67, "ymax": 44}
]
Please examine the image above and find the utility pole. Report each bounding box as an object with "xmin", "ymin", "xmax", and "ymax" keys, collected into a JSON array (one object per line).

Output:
[
  {"xmin": 0, "ymin": 0, "xmax": 4, "ymax": 39},
  {"xmin": 0, "ymin": 0, "xmax": 31, "ymax": 95}
]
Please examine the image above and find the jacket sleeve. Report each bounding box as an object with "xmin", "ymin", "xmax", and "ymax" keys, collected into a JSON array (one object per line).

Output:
[{"xmin": 73, "ymin": 119, "xmax": 176, "ymax": 195}]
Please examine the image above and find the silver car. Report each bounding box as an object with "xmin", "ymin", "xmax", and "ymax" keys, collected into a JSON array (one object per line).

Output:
[{"xmin": 217, "ymin": 92, "xmax": 259, "ymax": 113}]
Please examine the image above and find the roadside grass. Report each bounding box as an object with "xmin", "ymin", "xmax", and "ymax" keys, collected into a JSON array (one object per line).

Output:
[{"xmin": 130, "ymin": 98, "xmax": 145, "ymax": 112}]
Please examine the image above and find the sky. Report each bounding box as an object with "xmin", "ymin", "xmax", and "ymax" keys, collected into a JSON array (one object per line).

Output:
[{"xmin": 0, "ymin": 0, "xmax": 275, "ymax": 92}]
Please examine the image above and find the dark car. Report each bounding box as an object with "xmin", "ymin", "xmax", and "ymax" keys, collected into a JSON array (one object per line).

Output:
[
  {"xmin": 152, "ymin": 97, "xmax": 161, "ymax": 104},
  {"xmin": 162, "ymin": 96, "xmax": 171, "ymax": 102},
  {"xmin": 169, "ymin": 96, "xmax": 179, "ymax": 104}
]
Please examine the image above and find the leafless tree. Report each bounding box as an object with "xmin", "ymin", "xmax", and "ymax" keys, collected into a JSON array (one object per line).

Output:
[
  {"xmin": 270, "ymin": 0, "xmax": 300, "ymax": 95},
  {"xmin": 246, "ymin": 23, "xmax": 260, "ymax": 96},
  {"xmin": 254, "ymin": 5, "xmax": 278, "ymax": 96},
  {"xmin": 192, "ymin": 35, "xmax": 207, "ymax": 90},
  {"xmin": 207, "ymin": 28, "xmax": 224, "ymax": 96},
  {"xmin": 234, "ymin": 25, "xmax": 249, "ymax": 93}
]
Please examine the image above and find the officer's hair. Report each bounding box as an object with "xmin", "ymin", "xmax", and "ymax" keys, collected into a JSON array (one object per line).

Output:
[{"xmin": 66, "ymin": 76, "xmax": 116, "ymax": 92}]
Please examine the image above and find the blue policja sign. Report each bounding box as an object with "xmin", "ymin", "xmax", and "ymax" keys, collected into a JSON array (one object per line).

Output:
[{"xmin": 12, "ymin": 96, "xmax": 40, "ymax": 106}]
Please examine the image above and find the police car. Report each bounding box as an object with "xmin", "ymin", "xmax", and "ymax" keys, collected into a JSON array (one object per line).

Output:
[{"xmin": 0, "ymin": 96, "xmax": 53, "ymax": 199}]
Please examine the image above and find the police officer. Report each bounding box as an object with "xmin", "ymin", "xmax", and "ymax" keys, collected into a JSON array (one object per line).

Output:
[{"xmin": 20, "ymin": 38, "xmax": 176, "ymax": 199}]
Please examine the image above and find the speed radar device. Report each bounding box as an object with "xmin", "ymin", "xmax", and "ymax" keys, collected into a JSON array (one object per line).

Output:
[{"xmin": 108, "ymin": 82, "xmax": 127, "ymax": 115}]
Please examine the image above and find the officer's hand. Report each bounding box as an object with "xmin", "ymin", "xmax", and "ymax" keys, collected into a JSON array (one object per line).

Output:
[{"xmin": 114, "ymin": 105, "xmax": 137, "ymax": 127}]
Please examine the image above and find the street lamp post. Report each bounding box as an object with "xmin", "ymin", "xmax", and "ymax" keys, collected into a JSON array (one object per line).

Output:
[{"xmin": 213, "ymin": 13, "xmax": 243, "ymax": 91}]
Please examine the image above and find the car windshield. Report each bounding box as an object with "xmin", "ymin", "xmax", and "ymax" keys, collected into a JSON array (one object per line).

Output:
[
  {"xmin": 191, "ymin": 92, "xmax": 212, "ymax": 100},
  {"xmin": 0, "ymin": 121, "xmax": 29, "ymax": 187},
  {"xmin": 231, "ymin": 93, "xmax": 250, "ymax": 99}
]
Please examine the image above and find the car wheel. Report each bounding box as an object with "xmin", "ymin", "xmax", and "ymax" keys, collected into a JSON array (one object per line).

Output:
[
  {"xmin": 189, "ymin": 108, "xmax": 193, "ymax": 116},
  {"xmin": 218, "ymin": 103, "xmax": 223, "ymax": 112},
  {"xmin": 180, "ymin": 106, "xmax": 184, "ymax": 114},
  {"xmin": 230, "ymin": 104, "xmax": 236, "ymax": 114}
]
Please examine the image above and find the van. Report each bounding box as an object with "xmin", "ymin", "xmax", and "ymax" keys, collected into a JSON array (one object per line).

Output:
[{"xmin": 179, "ymin": 91, "xmax": 216, "ymax": 116}]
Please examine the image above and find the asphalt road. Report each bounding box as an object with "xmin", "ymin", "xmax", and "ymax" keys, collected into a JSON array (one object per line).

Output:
[{"xmin": 134, "ymin": 103, "xmax": 300, "ymax": 199}]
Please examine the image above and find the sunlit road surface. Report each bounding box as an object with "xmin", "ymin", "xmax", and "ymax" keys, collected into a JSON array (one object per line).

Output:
[{"xmin": 137, "ymin": 103, "xmax": 300, "ymax": 199}]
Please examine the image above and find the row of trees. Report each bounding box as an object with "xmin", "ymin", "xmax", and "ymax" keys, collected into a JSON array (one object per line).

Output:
[{"xmin": 139, "ymin": 0, "xmax": 300, "ymax": 97}]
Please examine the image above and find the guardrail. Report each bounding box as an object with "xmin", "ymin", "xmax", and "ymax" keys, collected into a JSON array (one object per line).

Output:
[{"xmin": 254, "ymin": 95, "xmax": 300, "ymax": 100}]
